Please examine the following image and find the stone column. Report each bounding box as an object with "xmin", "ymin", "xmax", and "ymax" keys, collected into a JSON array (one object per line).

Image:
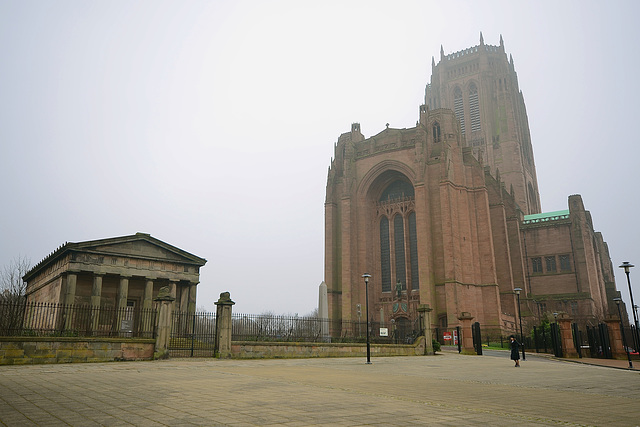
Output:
[
  {"xmin": 188, "ymin": 283, "xmax": 197, "ymax": 314},
  {"xmin": 214, "ymin": 292, "xmax": 235, "ymax": 358},
  {"xmin": 318, "ymin": 281, "xmax": 329, "ymax": 341},
  {"xmin": 64, "ymin": 272, "xmax": 78, "ymax": 306},
  {"xmin": 169, "ymin": 280, "xmax": 178, "ymax": 310},
  {"xmin": 143, "ymin": 279, "xmax": 154, "ymax": 311},
  {"xmin": 117, "ymin": 276, "xmax": 130, "ymax": 310},
  {"xmin": 116, "ymin": 276, "xmax": 130, "ymax": 334},
  {"xmin": 605, "ymin": 316, "xmax": 627, "ymax": 360},
  {"xmin": 90, "ymin": 274, "xmax": 103, "ymax": 333},
  {"xmin": 154, "ymin": 286, "xmax": 175, "ymax": 359},
  {"xmin": 142, "ymin": 279, "xmax": 154, "ymax": 336},
  {"xmin": 557, "ymin": 313, "xmax": 578, "ymax": 358},
  {"xmin": 417, "ymin": 304, "xmax": 434, "ymax": 355},
  {"xmin": 175, "ymin": 285, "xmax": 190, "ymax": 334},
  {"xmin": 63, "ymin": 272, "xmax": 78, "ymax": 330},
  {"xmin": 179, "ymin": 285, "xmax": 189, "ymax": 313},
  {"xmin": 458, "ymin": 312, "xmax": 475, "ymax": 355},
  {"xmin": 91, "ymin": 274, "xmax": 103, "ymax": 307}
]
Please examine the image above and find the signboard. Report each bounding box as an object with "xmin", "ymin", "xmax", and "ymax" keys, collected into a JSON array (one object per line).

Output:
[
  {"xmin": 443, "ymin": 331, "xmax": 459, "ymax": 345},
  {"xmin": 379, "ymin": 327, "xmax": 389, "ymax": 337}
]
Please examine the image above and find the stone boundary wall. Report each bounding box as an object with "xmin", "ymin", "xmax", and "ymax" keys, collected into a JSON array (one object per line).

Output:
[
  {"xmin": 0, "ymin": 337, "xmax": 155, "ymax": 365},
  {"xmin": 231, "ymin": 337, "xmax": 425, "ymax": 359}
]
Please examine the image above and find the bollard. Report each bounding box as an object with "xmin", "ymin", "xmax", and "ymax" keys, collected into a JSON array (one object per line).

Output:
[{"xmin": 472, "ymin": 322, "xmax": 483, "ymax": 355}]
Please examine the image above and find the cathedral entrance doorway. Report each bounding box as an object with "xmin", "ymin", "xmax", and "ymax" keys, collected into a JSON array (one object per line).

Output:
[{"xmin": 393, "ymin": 317, "xmax": 411, "ymax": 344}]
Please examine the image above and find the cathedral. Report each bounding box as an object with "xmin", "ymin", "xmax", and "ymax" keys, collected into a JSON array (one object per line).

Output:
[{"xmin": 324, "ymin": 34, "xmax": 621, "ymax": 339}]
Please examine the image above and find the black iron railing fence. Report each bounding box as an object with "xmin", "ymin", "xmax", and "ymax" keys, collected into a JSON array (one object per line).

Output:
[
  {"xmin": 231, "ymin": 314, "xmax": 421, "ymax": 344},
  {"xmin": 232, "ymin": 313, "xmax": 329, "ymax": 342},
  {"xmin": 169, "ymin": 310, "xmax": 217, "ymax": 357},
  {"xmin": 0, "ymin": 300, "xmax": 156, "ymax": 339}
]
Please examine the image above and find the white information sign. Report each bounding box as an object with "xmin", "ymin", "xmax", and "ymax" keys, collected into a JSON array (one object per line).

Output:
[{"xmin": 379, "ymin": 327, "xmax": 389, "ymax": 337}]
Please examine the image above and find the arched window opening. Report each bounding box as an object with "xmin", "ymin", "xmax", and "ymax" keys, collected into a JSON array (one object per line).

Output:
[
  {"xmin": 377, "ymin": 179, "xmax": 419, "ymax": 293},
  {"xmin": 432, "ymin": 122, "xmax": 441, "ymax": 142},
  {"xmin": 454, "ymin": 87, "xmax": 465, "ymax": 135},
  {"xmin": 408, "ymin": 212, "xmax": 419, "ymax": 290},
  {"xmin": 469, "ymin": 83, "xmax": 481, "ymax": 132},
  {"xmin": 380, "ymin": 217, "xmax": 391, "ymax": 292},
  {"xmin": 379, "ymin": 180, "xmax": 414, "ymax": 202},
  {"xmin": 394, "ymin": 215, "xmax": 406, "ymax": 290}
]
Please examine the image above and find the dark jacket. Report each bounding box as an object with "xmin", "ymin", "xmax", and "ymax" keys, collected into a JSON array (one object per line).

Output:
[{"xmin": 510, "ymin": 339, "xmax": 520, "ymax": 360}]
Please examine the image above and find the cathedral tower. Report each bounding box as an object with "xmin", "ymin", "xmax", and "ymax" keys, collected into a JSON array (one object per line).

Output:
[
  {"xmin": 426, "ymin": 33, "xmax": 541, "ymax": 214},
  {"xmin": 325, "ymin": 36, "xmax": 619, "ymax": 344}
]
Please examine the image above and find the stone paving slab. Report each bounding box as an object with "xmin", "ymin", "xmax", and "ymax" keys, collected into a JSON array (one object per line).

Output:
[{"xmin": 0, "ymin": 353, "xmax": 638, "ymax": 426}]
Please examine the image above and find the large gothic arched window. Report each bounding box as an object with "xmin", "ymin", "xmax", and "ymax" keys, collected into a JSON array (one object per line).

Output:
[
  {"xmin": 380, "ymin": 217, "xmax": 391, "ymax": 292},
  {"xmin": 394, "ymin": 215, "xmax": 406, "ymax": 290},
  {"xmin": 408, "ymin": 212, "xmax": 419, "ymax": 289},
  {"xmin": 378, "ymin": 180, "xmax": 419, "ymax": 292}
]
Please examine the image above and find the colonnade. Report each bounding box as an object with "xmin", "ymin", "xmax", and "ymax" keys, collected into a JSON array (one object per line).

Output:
[{"xmin": 61, "ymin": 271, "xmax": 197, "ymax": 334}]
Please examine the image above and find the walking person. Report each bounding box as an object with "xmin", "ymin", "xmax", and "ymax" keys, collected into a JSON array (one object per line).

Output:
[{"xmin": 510, "ymin": 335, "xmax": 520, "ymax": 367}]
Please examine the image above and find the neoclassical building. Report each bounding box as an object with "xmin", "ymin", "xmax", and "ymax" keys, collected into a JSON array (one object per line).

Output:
[
  {"xmin": 23, "ymin": 233, "xmax": 206, "ymax": 332},
  {"xmin": 324, "ymin": 35, "xmax": 622, "ymax": 338}
]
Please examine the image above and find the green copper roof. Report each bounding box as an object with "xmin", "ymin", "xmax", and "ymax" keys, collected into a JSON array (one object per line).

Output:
[{"xmin": 523, "ymin": 209, "xmax": 570, "ymax": 224}]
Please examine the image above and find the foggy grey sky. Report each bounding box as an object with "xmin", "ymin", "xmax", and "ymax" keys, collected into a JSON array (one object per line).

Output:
[{"xmin": 1, "ymin": 1, "xmax": 639, "ymax": 318}]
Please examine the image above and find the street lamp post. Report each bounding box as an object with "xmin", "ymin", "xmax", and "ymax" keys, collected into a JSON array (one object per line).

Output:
[
  {"xmin": 619, "ymin": 262, "xmax": 639, "ymax": 351},
  {"xmin": 635, "ymin": 304, "xmax": 640, "ymax": 350},
  {"xmin": 362, "ymin": 273, "xmax": 372, "ymax": 364},
  {"xmin": 613, "ymin": 298, "xmax": 633, "ymax": 369},
  {"xmin": 514, "ymin": 288, "xmax": 526, "ymax": 360}
]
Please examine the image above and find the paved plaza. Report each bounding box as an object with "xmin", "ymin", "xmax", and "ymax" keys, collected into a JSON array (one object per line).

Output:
[{"xmin": 0, "ymin": 351, "xmax": 638, "ymax": 426}]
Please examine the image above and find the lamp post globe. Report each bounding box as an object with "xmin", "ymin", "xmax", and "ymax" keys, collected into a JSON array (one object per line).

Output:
[
  {"xmin": 362, "ymin": 273, "xmax": 372, "ymax": 364},
  {"xmin": 514, "ymin": 288, "xmax": 525, "ymax": 360},
  {"xmin": 613, "ymin": 297, "xmax": 633, "ymax": 369}
]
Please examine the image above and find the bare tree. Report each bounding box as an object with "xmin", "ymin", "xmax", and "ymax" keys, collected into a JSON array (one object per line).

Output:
[
  {"xmin": 0, "ymin": 255, "xmax": 31, "ymax": 302},
  {"xmin": 0, "ymin": 256, "xmax": 31, "ymax": 335}
]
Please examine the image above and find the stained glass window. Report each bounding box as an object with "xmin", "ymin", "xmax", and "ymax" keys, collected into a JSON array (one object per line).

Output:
[
  {"xmin": 380, "ymin": 217, "xmax": 391, "ymax": 292},
  {"xmin": 409, "ymin": 212, "xmax": 419, "ymax": 290},
  {"xmin": 394, "ymin": 215, "xmax": 406, "ymax": 290}
]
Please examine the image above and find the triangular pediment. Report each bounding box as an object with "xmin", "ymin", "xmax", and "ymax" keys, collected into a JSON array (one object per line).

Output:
[
  {"xmin": 87, "ymin": 241, "xmax": 185, "ymax": 262},
  {"xmin": 25, "ymin": 234, "xmax": 206, "ymax": 281},
  {"xmin": 72, "ymin": 233, "xmax": 206, "ymax": 265}
]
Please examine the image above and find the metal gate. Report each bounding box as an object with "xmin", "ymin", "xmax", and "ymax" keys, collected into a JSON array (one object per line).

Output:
[
  {"xmin": 585, "ymin": 324, "xmax": 612, "ymax": 359},
  {"xmin": 168, "ymin": 310, "xmax": 216, "ymax": 357}
]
